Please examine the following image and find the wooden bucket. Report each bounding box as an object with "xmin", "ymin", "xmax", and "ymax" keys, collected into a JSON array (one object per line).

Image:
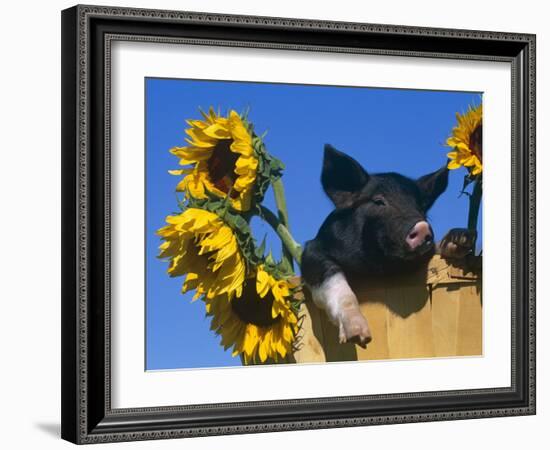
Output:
[{"xmin": 287, "ymin": 255, "xmax": 482, "ymax": 364}]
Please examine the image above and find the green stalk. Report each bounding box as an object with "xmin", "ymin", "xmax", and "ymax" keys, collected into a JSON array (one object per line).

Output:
[
  {"xmin": 258, "ymin": 205, "xmax": 303, "ymax": 266},
  {"xmin": 467, "ymin": 178, "xmax": 482, "ymax": 248},
  {"xmin": 271, "ymin": 178, "xmax": 294, "ymax": 269}
]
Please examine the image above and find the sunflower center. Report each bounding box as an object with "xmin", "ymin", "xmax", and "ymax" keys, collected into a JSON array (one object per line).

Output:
[
  {"xmin": 469, "ymin": 124, "xmax": 482, "ymax": 161},
  {"xmin": 231, "ymin": 282, "xmax": 279, "ymax": 327},
  {"xmin": 207, "ymin": 139, "xmax": 240, "ymax": 198}
]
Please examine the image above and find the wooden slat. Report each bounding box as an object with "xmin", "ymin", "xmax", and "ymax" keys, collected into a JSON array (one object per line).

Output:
[
  {"xmin": 355, "ymin": 301, "xmax": 389, "ymax": 360},
  {"xmin": 292, "ymin": 302, "xmax": 327, "ymax": 363},
  {"xmin": 321, "ymin": 316, "xmax": 358, "ymax": 362},
  {"xmin": 431, "ymin": 284, "xmax": 461, "ymax": 356},
  {"xmin": 455, "ymin": 285, "xmax": 483, "ymax": 356},
  {"xmin": 384, "ymin": 285, "xmax": 435, "ymax": 359}
]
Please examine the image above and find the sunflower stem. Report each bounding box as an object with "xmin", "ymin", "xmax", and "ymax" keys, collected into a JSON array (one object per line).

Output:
[
  {"xmin": 271, "ymin": 178, "xmax": 295, "ymax": 270},
  {"xmin": 467, "ymin": 177, "xmax": 482, "ymax": 249},
  {"xmin": 257, "ymin": 205, "xmax": 303, "ymax": 266}
]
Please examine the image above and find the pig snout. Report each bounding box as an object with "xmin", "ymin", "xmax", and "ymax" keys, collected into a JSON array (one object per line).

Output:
[{"xmin": 406, "ymin": 221, "xmax": 433, "ymax": 250}]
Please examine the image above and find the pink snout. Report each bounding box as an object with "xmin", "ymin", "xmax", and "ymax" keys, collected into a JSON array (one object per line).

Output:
[{"xmin": 406, "ymin": 221, "xmax": 433, "ymax": 250}]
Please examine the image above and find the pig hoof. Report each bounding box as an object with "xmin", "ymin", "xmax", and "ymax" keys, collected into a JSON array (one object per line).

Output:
[
  {"xmin": 439, "ymin": 228, "xmax": 476, "ymax": 259},
  {"xmin": 339, "ymin": 311, "xmax": 372, "ymax": 348}
]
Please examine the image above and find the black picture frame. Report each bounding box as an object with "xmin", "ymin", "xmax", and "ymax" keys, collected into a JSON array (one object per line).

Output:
[{"xmin": 61, "ymin": 4, "xmax": 536, "ymax": 444}]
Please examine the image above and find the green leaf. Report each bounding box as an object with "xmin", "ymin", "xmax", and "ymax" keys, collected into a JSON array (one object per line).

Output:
[
  {"xmin": 255, "ymin": 234, "xmax": 267, "ymax": 259},
  {"xmin": 277, "ymin": 257, "xmax": 294, "ymax": 277},
  {"xmin": 265, "ymin": 251, "xmax": 275, "ymax": 266}
]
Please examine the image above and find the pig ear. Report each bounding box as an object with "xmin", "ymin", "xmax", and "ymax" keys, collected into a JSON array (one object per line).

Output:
[
  {"xmin": 416, "ymin": 164, "xmax": 449, "ymax": 210},
  {"xmin": 321, "ymin": 144, "xmax": 370, "ymax": 208}
]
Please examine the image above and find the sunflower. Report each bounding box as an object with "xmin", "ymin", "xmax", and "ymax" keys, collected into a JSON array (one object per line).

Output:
[
  {"xmin": 157, "ymin": 208, "xmax": 246, "ymax": 300},
  {"xmin": 205, "ymin": 266, "xmax": 298, "ymax": 364},
  {"xmin": 170, "ymin": 108, "xmax": 259, "ymax": 212},
  {"xmin": 446, "ymin": 103, "xmax": 483, "ymax": 176}
]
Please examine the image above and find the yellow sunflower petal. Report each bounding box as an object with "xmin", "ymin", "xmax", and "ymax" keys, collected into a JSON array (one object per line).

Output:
[
  {"xmin": 445, "ymin": 103, "xmax": 482, "ymax": 175},
  {"xmin": 256, "ymin": 268, "xmax": 271, "ymax": 298},
  {"xmin": 202, "ymin": 123, "xmax": 231, "ymax": 140},
  {"xmin": 158, "ymin": 208, "xmax": 246, "ymax": 302}
]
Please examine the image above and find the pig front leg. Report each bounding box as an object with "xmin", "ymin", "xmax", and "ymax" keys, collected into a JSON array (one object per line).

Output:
[
  {"xmin": 302, "ymin": 241, "xmax": 372, "ymax": 348},
  {"xmin": 311, "ymin": 272, "xmax": 372, "ymax": 348},
  {"xmin": 438, "ymin": 228, "xmax": 477, "ymax": 259}
]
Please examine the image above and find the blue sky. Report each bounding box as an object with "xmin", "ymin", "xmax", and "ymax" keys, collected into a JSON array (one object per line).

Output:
[{"xmin": 145, "ymin": 78, "xmax": 482, "ymax": 370}]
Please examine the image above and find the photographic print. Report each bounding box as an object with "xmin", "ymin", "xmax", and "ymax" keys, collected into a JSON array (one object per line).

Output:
[{"xmin": 145, "ymin": 78, "xmax": 483, "ymax": 370}]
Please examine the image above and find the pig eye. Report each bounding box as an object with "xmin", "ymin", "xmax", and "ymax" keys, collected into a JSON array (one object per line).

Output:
[{"xmin": 372, "ymin": 196, "xmax": 386, "ymax": 207}]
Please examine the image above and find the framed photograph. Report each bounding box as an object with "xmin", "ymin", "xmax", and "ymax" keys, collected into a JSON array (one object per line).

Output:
[{"xmin": 61, "ymin": 4, "xmax": 536, "ymax": 444}]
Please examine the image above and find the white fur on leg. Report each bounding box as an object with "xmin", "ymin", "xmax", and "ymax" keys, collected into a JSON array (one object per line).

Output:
[
  {"xmin": 309, "ymin": 273, "xmax": 372, "ymax": 345},
  {"xmin": 310, "ymin": 273, "xmax": 356, "ymax": 324}
]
